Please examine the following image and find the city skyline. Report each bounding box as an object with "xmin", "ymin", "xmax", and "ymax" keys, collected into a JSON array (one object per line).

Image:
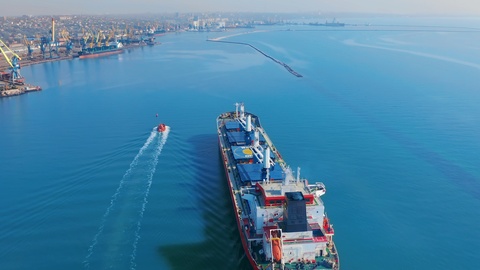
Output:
[{"xmin": 3, "ymin": 0, "xmax": 480, "ymax": 16}]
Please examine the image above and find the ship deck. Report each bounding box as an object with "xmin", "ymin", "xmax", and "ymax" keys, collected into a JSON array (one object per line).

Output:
[{"xmin": 217, "ymin": 111, "xmax": 339, "ymax": 270}]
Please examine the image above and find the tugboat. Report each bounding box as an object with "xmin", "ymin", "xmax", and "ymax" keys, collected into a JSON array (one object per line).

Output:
[
  {"xmin": 217, "ymin": 103, "xmax": 340, "ymax": 270},
  {"xmin": 157, "ymin": 123, "xmax": 166, "ymax": 132}
]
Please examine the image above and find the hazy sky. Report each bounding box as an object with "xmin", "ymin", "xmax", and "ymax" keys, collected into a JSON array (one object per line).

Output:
[{"xmin": 5, "ymin": 0, "xmax": 480, "ymax": 16}]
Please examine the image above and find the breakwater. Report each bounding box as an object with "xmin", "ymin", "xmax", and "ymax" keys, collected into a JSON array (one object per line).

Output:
[{"xmin": 207, "ymin": 39, "xmax": 303, "ymax": 78}]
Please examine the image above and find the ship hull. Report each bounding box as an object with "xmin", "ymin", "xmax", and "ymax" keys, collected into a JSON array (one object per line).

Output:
[
  {"xmin": 218, "ymin": 137, "xmax": 261, "ymax": 270},
  {"xmin": 78, "ymin": 49, "xmax": 123, "ymax": 59}
]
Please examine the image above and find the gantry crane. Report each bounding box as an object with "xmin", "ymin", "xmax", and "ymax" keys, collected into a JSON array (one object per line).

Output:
[{"xmin": 0, "ymin": 39, "xmax": 24, "ymax": 85}]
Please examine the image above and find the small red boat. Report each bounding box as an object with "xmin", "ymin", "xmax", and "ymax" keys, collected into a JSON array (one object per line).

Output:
[{"xmin": 157, "ymin": 123, "xmax": 166, "ymax": 132}]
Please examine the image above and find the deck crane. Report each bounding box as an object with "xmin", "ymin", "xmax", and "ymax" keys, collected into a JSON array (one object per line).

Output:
[{"xmin": 0, "ymin": 39, "xmax": 24, "ymax": 85}]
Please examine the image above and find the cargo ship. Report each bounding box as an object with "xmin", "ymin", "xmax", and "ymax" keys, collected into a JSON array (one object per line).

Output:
[
  {"xmin": 217, "ymin": 103, "xmax": 340, "ymax": 270},
  {"xmin": 77, "ymin": 41, "xmax": 124, "ymax": 59}
]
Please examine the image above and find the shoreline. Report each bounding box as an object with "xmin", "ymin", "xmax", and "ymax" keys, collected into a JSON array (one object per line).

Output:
[
  {"xmin": 0, "ymin": 43, "xmax": 154, "ymax": 98},
  {"xmin": 0, "ymin": 43, "xmax": 152, "ymax": 71}
]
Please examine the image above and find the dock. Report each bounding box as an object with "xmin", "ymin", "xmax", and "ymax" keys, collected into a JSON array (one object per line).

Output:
[{"xmin": 1, "ymin": 83, "xmax": 42, "ymax": 97}]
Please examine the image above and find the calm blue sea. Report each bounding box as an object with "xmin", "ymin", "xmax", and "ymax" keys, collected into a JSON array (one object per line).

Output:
[{"xmin": 1, "ymin": 16, "xmax": 480, "ymax": 270}]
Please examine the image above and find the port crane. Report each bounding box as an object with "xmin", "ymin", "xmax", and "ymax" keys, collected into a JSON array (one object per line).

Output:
[
  {"xmin": 40, "ymin": 18, "xmax": 59, "ymax": 59},
  {"xmin": 120, "ymin": 26, "xmax": 135, "ymax": 45},
  {"xmin": 40, "ymin": 36, "xmax": 50, "ymax": 58},
  {"xmin": 80, "ymin": 28, "xmax": 91, "ymax": 51},
  {"xmin": 85, "ymin": 29, "xmax": 96, "ymax": 50},
  {"xmin": 60, "ymin": 29, "xmax": 73, "ymax": 56},
  {"xmin": 94, "ymin": 31, "xmax": 102, "ymax": 51},
  {"xmin": 0, "ymin": 39, "xmax": 24, "ymax": 85},
  {"xmin": 105, "ymin": 29, "xmax": 115, "ymax": 48},
  {"xmin": 23, "ymin": 35, "xmax": 34, "ymax": 59}
]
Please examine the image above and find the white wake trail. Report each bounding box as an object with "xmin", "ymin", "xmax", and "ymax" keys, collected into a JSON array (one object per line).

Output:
[
  {"xmin": 129, "ymin": 126, "xmax": 170, "ymax": 270},
  {"xmin": 83, "ymin": 127, "xmax": 157, "ymax": 268}
]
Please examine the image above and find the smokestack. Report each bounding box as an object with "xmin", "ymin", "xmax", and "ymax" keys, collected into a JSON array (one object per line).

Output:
[
  {"xmin": 283, "ymin": 192, "xmax": 308, "ymax": 232},
  {"xmin": 52, "ymin": 18, "xmax": 55, "ymax": 43}
]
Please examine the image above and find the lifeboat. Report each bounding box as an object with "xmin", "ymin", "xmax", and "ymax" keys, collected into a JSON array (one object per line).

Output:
[
  {"xmin": 157, "ymin": 123, "xmax": 166, "ymax": 132},
  {"xmin": 323, "ymin": 216, "xmax": 334, "ymax": 235},
  {"xmin": 272, "ymin": 238, "xmax": 282, "ymax": 262},
  {"xmin": 323, "ymin": 216, "xmax": 329, "ymax": 231}
]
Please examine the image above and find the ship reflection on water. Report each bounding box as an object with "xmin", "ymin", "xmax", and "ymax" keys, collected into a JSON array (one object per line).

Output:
[{"xmin": 157, "ymin": 134, "xmax": 251, "ymax": 270}]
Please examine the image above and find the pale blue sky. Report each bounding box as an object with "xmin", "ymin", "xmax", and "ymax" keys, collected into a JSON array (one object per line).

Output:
[{"xmin": 5, "ymin": 0, "xmax": 479, "ymax": 16}]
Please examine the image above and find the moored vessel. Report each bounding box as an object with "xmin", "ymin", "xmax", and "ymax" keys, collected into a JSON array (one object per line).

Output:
[
  {"xmin": 217, "ymin": 103, "xmax": 339, "ymax": 270},
  {"xmin": 77, "ymin": 41, "xmax": 124, "ymax": 59}
]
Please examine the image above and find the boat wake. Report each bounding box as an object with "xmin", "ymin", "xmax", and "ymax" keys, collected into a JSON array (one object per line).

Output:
[
  {"xmin": 83, "ymin": 126, "xmax": 170, "ymax": 269},
  {"xmin": 129, "ymin": 126, "xmax": 169, "ymax": 269}
]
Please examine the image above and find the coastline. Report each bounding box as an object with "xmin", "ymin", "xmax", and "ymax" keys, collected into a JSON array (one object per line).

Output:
[
  {"xmin": 0, "ymin": 55, "xmax": 74, "ymax": 71},
  {"xmin": 0, "ymin": 43, "xmax": 154, "ymax": 97},
  {"xmin": 0, "ymin": 42, "xmax": 151, "ymax": 71}
]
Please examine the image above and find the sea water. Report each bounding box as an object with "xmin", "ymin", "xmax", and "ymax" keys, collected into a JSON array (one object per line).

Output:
[{"xmin": 1, "ymin": 16, "xmax": 479, "ymax": 270}]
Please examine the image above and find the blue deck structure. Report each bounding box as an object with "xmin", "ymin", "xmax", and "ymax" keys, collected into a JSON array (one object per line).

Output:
[
  {"xmin": 237, "ymin": 163, "xmax": 284, "ymax": 183},
  {"xmin": 225, "ymin": 121, "xmax": 244, "ymax": 131},
  {"xmin": 227, "ymin": 131, "xmax": 248, "ymax": 145},
  {"xmin": 227, "ymin": 131, "xmax": 266, "ymax": 146}
]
